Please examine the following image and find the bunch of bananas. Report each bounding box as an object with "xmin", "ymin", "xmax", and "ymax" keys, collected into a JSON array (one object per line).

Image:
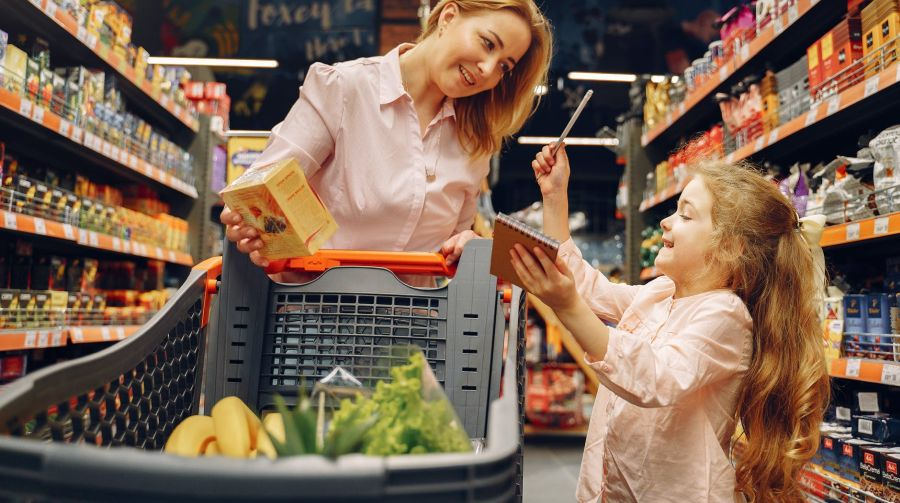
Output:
[{"xmin": 164, "ymin": 396, "xmax": 285, "ymax": 459}]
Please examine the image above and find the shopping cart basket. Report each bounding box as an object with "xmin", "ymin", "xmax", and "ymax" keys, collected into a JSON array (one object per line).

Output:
[{"xmin": 0, "ymin": 239, "xmax": 527, "ymax": 502}]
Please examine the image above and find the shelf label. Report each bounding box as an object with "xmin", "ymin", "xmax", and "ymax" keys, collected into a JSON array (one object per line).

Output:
[
  {"xmin": 111, "ymin": 237, "xmax": 122, "ymax": 251},
  {"xmin": 174, "ymin": 105, "xmax": 183, "ymax": 118},
  {"xmin": 31, "ymin": 105, "xmax": 45, "ymax": 124},
  {"xmin": 19, "ymin": 99, "xmax": 33, "ymax": 119},
  {"xmin": 846, "ymin": 222, "xmax": 861, "ymax": 241},
  {"xmin": 88, "ymin": 231, "xmax": 99, "ymax": 247},
  {"xmin": 826, "ymin": 96, "xmax": 840, "ymax": 116},
  {"xmin": 739, "ymin": 43, "xmax": 750, "ymax": 62},
  {"xmin": 111, "ymin": 146, "xmax": 120, "ymax": 160},
  {"xmin": 101, "ymin": 327, "xmax": 111, "ymax": 341},
  {"xmin": 875, "ymin": 217, "xmax": 890, "ymax": 235},
  {"xmin": 71, "ymin": 126, "xmax": 83, "ymax": 144},
  {"xmin": 665, "ymin": 114, "xmax": 672, "ymax": 126},
  {"xmin": 754, "ymin": 136, "xmax": 765, "ymax": 151},
  {"xmin": 86, "ymin": 33, "xmax": 98, "ymax": 50},
  {"xmin": 859, "ymin": 418, "xmax": 874, "ymax": 435},
  {"xmin": 719, "ymin": 66, "xmax": 728, "ymax": 82},
  {"xmin": 143, "ymin": 164, "xmax": 154, "ymax": 177},
  {"xmin": 71, "ymin": 327, "xmax": 83, "ymax": 342},
  {"xmin": 30, "ymin": 0, "xmax": 42, "ymax": 7},
  {"xmin": 155, "ymin": 247, "xmax": 163, "ymax": 259},
  {"xmin": 896, "ymin": 62, "xmax": 900, "ymax": 83},
  {"xmin": 865, "ymin": 76, "xmax": 880, "ymax": 98},
  {"xmin": 58, "ymin": 119, "xmax": 70, "ymax": 137},
  {"xmin": 51, "ymin": 331, "xmax": 63, "ymax": 347},
  {"xmin": 882, "ymin": 364, "xmax": 900, "ymax": 386},
  {"xmin": 3, "ymin": 211, "xmax": 17, "ymax": 230},
  {"xmin": 115, "ymin": 327, "xmax": 126, "ymax": 340},
  {"xmin": 160, "ymin": 94, "xmax": 170, "ymax": 108},
  {"xmin": 846, "ymin": 358, "xmax": 861, "ymax": 377},
  {"xmin": 726, "ymin": 152, "xmax": 735, "ymax": 163},
  {"xmin": 119, "ymin": 150, "xmax": 128, "ymax": 164},
  {"xmin": 677, "ymin": 102, "xmax": 685, "ymax": 115},
  {"xmin": 774, "ymin": 16, "xmax": 784, "ymax": 35},
  {"xmin": 62, "ymin": 224, "xmax": 74, "ymax": 240},
  {"xmin": 122, "ymin": 240, "xmax": 132, "ymax": 254},
  {"xmin": 77, "ymin": 229, "xmax": 88, "ymax": 245},
  {"xmin": 38, "ymin": 331, "xmax": 49, "ymax": 348},
  {"xmin": 805, "ymin": 103, "xmax": 819, "ymax": 127},
  {"xmin": 129, "ymin": 154, "xmax": 138, "ymax": 168},
  {"xmin": 788, "ymin": 4, "xmax": 799, "ymax": 24},
  {"xmin": 102, "ymin": 142, "xmax": 112, "ymax": 157},
  {"xmin": 33, "ymin": 217, "xmax": 47, "ymax": 236},
  {"xmin": 76, "ymin": 26, "xmax": 87, "ymax": 42},
  {"xmin": 168, "ymin": 250, "xmax": 177, "ymax": 263},
  {"xmin": 24, "ymin": 331, "xmax": 37, "ymax": 349},
  {"xmin": 768, "ymin": 129, "xmax": 778, "ymax": 144},
  {"xmin": 44, "ymin": 1, "xmax": 57, "ymax": 16}
]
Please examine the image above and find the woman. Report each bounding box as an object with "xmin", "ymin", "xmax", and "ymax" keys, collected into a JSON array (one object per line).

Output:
[{"xmin": 221, "ymin": 0, "xmax": 553, "ymax": 270}]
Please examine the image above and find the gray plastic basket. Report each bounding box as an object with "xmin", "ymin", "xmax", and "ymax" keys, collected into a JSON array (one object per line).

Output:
[{"xmin": 0, "ymin": 239, "xmax": 527, "ymax": 502}]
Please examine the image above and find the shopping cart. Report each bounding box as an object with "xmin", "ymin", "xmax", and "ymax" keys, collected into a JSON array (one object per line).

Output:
[{"xmin": 0, "ymin": 239, "xmax": 527, "ymax": 502}]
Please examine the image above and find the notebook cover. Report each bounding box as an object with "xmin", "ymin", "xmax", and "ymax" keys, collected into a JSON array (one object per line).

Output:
[{"xmin": 490, "ymin": 213, "xmax": 560, "ymax": 288}]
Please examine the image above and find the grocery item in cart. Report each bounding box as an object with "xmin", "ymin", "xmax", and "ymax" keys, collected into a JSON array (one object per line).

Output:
[{"xmin": 221, "ymin": 158, "xmax": 337, "ymax": 259}]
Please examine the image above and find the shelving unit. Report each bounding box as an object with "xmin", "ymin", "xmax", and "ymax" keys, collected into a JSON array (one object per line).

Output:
[{"xmin": 0, "ymin": 325, "xmax": 141, "ymax": 351}]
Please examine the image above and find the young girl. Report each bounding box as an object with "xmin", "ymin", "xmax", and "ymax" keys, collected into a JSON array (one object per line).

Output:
[
  {"xmin": 513, "ymin": 145, "xmax": 830, "ymax": 502},
  {"xmin": 222, "ymin": 0, "xmax": 553, "ymax": 271}
]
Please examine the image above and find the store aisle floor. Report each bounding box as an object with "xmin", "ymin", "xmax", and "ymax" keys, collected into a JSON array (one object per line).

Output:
[{"xmin": 524, "ymin": 437, "xmax": 585, "ymax": 502}]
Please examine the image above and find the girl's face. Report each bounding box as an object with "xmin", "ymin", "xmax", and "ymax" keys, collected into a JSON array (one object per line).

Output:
[
  {"xmin": 656, "ymin": 177, "xmax": 718, "ymax": 285},
  {"xmin": 431, "ymin": 4, "xmax": 531, "ymax": 98}
]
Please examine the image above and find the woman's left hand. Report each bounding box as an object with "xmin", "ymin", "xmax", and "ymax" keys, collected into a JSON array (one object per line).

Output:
[
  {"xmin": 441, "ymin": 230, "xmax": 479, "ymax": 265},
  {"xmin": 510, "ymin": 244, "xmax": 579, "ymax": 312}
]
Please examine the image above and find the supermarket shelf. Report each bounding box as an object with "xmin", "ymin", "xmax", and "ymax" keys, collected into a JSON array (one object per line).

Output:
[
  {"xmin": 639, "ymin": 267, "xmax": 662, "ymax": 281},
  {"xmin": 639, "ymin": 177, "xmax": 691, "ymax": 212},
  {"xmin": 528, "ymin": 294, "xmax": 600, "ymax": 396},
  {"xmin": 820, "ymin": 212, "xmax": 900, "ymax": 248},
  {"xmin": 800, "ymin": 464, "xmax": 889, "ymax": 503},
  {"xmin": 0, "ymin": 328, "xmax": 67, "ymax": 352},
  {"xmin": 524, "ymin": 423, "xmax": 589, "ymax": 438},
  {"xmin": 829, "ymin": 358, "xmax": 900, "ymax": 386},
  {"xmin": 0, "ymin": 325, "xmax": 140, "ymax": 352},
  {"xmin": 0, "ymin": 88, "xmax": 198, "ymax": 199},
  {"xmin": 0, "ymin": 209, "xmax": 193, "ymax": 266},
  {"xmin": 0, "ymin": 0, "xmax": 199, "ymax": 137},
  {"xmin": 641, "ymin": 0, "xmax": 833, "ymax": 148}
]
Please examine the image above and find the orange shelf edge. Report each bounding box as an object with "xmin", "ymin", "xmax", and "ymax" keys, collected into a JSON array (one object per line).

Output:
[
  {"xmin": 829, "ymin": 357, "xmax": 900, "ymax": 386},
  {"xmin": 0, "ymin": 328, "xmax": 67, "ymax": 352}
]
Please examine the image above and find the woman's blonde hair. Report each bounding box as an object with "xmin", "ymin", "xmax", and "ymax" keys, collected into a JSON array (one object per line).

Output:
[
  {"xmin": 695, "ymin": 161, "xmax": 830, "ymax": 502},
  {"xmin": 419, "ymin": 0, "xmax": 553, "ymax": 159}
]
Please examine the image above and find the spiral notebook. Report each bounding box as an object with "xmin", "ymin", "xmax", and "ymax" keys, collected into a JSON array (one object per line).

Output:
[{"xmin": 490, "ymin": 213, "xmax": 561, "ymax": 288}]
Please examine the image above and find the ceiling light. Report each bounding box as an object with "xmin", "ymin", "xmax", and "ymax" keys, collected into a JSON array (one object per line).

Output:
[
  {"xmin": 147, "ymin": 57, "xmax": 279, "ymax": 68},
  {"xmin": 225, "ymin": 130, "xmax": 271, "ymax": 137},
  {"xmin": 568, "ymin": 72, "xmax": 666, "ymax": 83},
  {"xmin": 517, "ymin": 136, "xmax": 618, "ymax": 146},
  {"xmin": 650, "ymin": 75, "xmax": 666, "ymax": 83},
  {"xmin": 534, "ymin": 85, "xmax": 549, "ymax": 96}
]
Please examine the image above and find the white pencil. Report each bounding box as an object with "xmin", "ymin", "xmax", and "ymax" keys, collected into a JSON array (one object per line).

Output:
[{"xmin": 551, "ymin": 89, "xmax": 593, "ymax": 157}]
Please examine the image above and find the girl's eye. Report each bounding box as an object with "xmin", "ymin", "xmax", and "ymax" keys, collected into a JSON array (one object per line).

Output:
[
  {"xmin": 500, "ymin": 63, "xmax": 510, "ymax": 73},
  {"xmin": 679, "ymin": 214, "xmax": 691, "ymax": 221},
  {"xmin": 482, "ymin": 36, "xmax": 494, "ymax": 51}
]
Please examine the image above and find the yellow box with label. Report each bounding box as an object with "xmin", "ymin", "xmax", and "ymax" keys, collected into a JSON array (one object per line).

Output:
[{"xmin": 220, "ymin": 158, "xmax": 338, "ymax": 259}]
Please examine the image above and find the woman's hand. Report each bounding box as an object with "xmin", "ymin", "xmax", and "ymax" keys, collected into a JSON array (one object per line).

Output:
[
  {"xmin": 220, "ymin": 206, "xmax": 270, "ymax": 268},
  {"xmin": 440, "ymin": 230, "xmax": 479, "ymax": 265},
  {"xmin": 531, "ymin": 143, "xmax": 570, "ymax": 198},
  {"xmin": 509, "ymin": 244, "xmax": 579, "ymax": 313}
]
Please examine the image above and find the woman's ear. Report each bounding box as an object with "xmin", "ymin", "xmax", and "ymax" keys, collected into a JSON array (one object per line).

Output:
[{"xmin": 438, "ymin": 1, "xmax": 460, "ymax": 31}]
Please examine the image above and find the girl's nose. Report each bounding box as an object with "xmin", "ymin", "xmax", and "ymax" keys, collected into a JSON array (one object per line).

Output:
[{"xmin": 660, "ymin": 215, "xmax": 672, "ymax": 231}]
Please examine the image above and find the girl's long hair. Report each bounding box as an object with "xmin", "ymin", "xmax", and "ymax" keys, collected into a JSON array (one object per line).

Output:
[
  {"xmin": 419, "ymin": 0, "xmax": 552, "ymax": 160},
  {"xmin": 696, "ymin": 161, "xmax": 830, "ymax": 502}
]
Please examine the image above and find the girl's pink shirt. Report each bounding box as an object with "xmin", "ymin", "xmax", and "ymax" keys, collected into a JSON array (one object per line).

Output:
[
  {"xmin": 559, "ymin": 239, "xmax": 753, "ymax": 503},
  {"xmin": 251, "ymin": 45, "xmax": 488, "ymax": 252}
]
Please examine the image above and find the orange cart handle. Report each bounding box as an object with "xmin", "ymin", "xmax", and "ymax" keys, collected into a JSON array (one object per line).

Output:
[{"xmin": 264, "ymin": 250, "xmax": 458, "ymax": 277}]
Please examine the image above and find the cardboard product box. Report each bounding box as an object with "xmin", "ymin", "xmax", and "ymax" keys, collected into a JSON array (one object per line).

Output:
[
  {"xmin": 49, "ymin": 290, "xmax": 67, "ymax": 312},
  {"xmin": 860, "ymin": 446, "xmax": 898, "ymax": 500},
  {"xmin": 841, "ymin": 438, "xmax": 878, "ymax": 482},
  {"xmin": 18, "ymin": 291, "xmax": 36, "ymax": 328},
  {"xmin": 3, "ymin": 45, "xmax": 27, "ymax": 93},
  {"xmin": 855, "ymin": 414, "xmax": 900, "ymax": 443},
  {"xmin": 0, "ymin": 289, "xmax": 19, "ymax": 329},
  {"xmin": 33, "ymin": 291, "xmax": 52, "ymax": 325},
  {"xmin": 51, "ymin": 72, "xmax": 66, "ymax": 115},
  {"xmin": 25, "ymin": 58, "xmax": 40, "ymax": 102},
  {"xmin": 81, "ymin": 258, "xmax": 98, "ymax": 293},
  {"xmin": 31, "ymin": 255, "xmax": 52, "ymax": 291},
  {"xmin": 845, "ymin": 294, "xmax": 869, "ymax": 333},
  {"xmin": 885, "ymin": 453, "xmax": 900, "ymax": 499},
  {"xmin": 807, "ymin": 41, "xmax": 823, "ymax": 96},
  {"xmin": 0, "ymin": 354, "xmax": 27, "ymax": 381},
  {"xmin": 220, "ymin": 159, "xmax": 338, "ymax": 259},
  {"xmin": 66, "ymin": 257, "xmax": 83, "ymax": 293},
  {"xmin": 39, "ymin": 67, "xmax": 54, "ymax": 108},
  {"xmin": 0, "ymin": 29, "xmax": 7, "ymax": 88},
  {"xmin": 823, "ymin": 433, "xmax": 853, "ymax": 474},
  {"xmin": 870, "ymin": 293, "xmax": 893, "ymax": 334}
]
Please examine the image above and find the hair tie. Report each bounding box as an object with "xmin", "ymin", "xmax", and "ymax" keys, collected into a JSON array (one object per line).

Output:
[{"xmin": 798, "ymin": 214, "xmax": 827, "ymax": 319}]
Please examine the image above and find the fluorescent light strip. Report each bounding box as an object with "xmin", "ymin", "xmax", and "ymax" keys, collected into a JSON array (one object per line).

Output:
[
  {"xmin": 517, "ymin": 136, "xmax": 618, "ymax": 146},
  {"xmin": 568, "ymin": 72, "xmax": 666, "ymax": 83},
  {"xmin": 147, "ymin": 57, "xmax": 279, "ymax": 68},
  {"xmin": 225, "ymin": 130, "xmax": 271, "ymax": 137}
]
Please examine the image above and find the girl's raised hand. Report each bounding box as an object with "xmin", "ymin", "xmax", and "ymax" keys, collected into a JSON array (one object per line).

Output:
[
  {"xmin": 531, "ymin": 143, "xmax": 570, "ymax": 198},
  {"xmin": 509, "ymin": 243, "xmax": 578, "ymax": 312}
]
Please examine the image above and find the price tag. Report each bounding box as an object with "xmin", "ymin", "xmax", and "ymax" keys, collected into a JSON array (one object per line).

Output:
[
  {"xmin": 38, "ymin": 331, "xmax": 49, "ymax": 348},
  {"xmin": 875, "ymin": 217, "xmax": 890, "ymax": 235},
  {"xmin": 62, "ymin": 224, "xmax": 74, "ymax": 240},
  {"xmin": 160, "ymin": 94, "xmax": 170, "ymax": 108},
  {"xmin": 30, "ymin": 0, "xmax": 42, "ymax": 7},
  {"xmin": 119, "ymin": 150, "xmax": 128, "ymax": 164},
  {"xmin": 51, "ymin": 331, "xmax": 63, "ymax": 346},
  {"xmin": 86, "ymin": 33, "xmax": 98, "ymax": 50},
  {"xmin": 58, "ymin": 119, "xmax": 70, "ymax": 137},
  {"xmin": 83, "ymin": 132, "xmax": 94, "ymax": 150},
  {"xmin": 896, "ymin": 62, "xmax": 900, "ymax": 83},
  {"xmin": 110, "ymin": 146, "xmax": 119, "ymax": 160},
  {"xmin": 88, "ymin": 231, "xmax": 99, "ymax": 247},
  {"xmin": 665, "ymin": 114, "xmax": 672, "ymax": 126},
  {"xmin": 4, "ymin": 212, "xmax": 17, "ymax": 230},
  {"xmin": 71, "ymin": 327, "xmax": 84, "ymax": 342},
  {"xmin": 112, "ymin": 237, "xmax": 122, "ymax": 251},
  {"xmin": 678, "ymin": 102, "xmax": 685, "ymax": 115},
  {"xmin": 168, "ymin": 251, "xmax": 177, "ymax": 263},
  {"xmin": 77, "ymin": 229, "xmax": 88, "ymax": 245},
  {"xmin": 804, "ymin": 106, "xmax": 819, "ymax": 127},
  {"xmin": 33, "ymin": 217, "xmax": 47, "ymax": 236},
  {"xmin": 102, "ymin": 142, "xmax": 112, "ymax": 157},
  {"xmin": 846, "ymin": 358, "xmax": 861, "ymax": 377},
  {"xmin": 19, "ymin": 99, "xmax": 33, "ymax": 118},
  {"xmin": 44, "ymin": 1, "xmax": 57, "ymax": 16},
  {"xmin": 846, "ymin": 222, "xmax": 861, "ymax": 241},
  {"xmin": 882, "ymin": 364, "xmax": 900, "ymax": 385},
  {"xmin": 859, "ymin": 418, "xmax": 874, "ymax": 435},
  {"xmin": 24, "ymin": 331, "xmax": 37, "ymax": 349},
  {"xmin": 788, "ymin": 4, "xmax": 799, "ymax": 25},
  {"xmin": 740, "ymin": 43, "xmax": 750, "ymax": 62},
  {"xmin": 122, "ymin": 240, "xmax": 132, "ymax": 254},
  {"xmin": 726, "ymin": 152, "xmax": 735, "ymax": 163},
  {"xmin": 826, "ymin": 96, "xmax": 840, "ymax": 116},
  {"xmin": 719, "ymin": 66, "xmax": 728, "ymax": 82},
  {"xmin": 811, "ymin": 0, "xmax": 819, "ymax": 5},
  {"xmin": 115, "ymin": 327, "xmax": 126, "ymax": 340},
  {"xmin": 768, "ymin": 129, "xmax": 779, "ymax": 144},
  {"xmin": 101, "ymin": 327, "xmax": 111, "ymax": 341},
  {"xmin": 174, "ymin": 105, "xmax": 183, "ymax": 118},
  {"xmin": 77, "ymin": 26, "xmax": 87, "ymax": 42},
  {"xmin": 144, "ymin": 164, "xmax": 154, "ymax": 177},
  {"xmin": 865, "ymin": 76, "xmax": 880, "ymax": 98},
  {"xmin": 129, "ymin": 154, "xmax": 138, "ymax": 168},
  {"xmin": 754, "ymin": 136, "xmax": 765, "ymax": 151},
  {"xmin": 31, "ymin": 105, "xmax": 44, "ymax": 124},
  {"xmin": 774, "ymin": 16, "xmax": 784, "ymax": 35},
  {"xmin": 71, "ymin": 126, "xmax": 83, "ymax": 144},
  {"xmin": 139, "ymin": 243, "xmax": 148, "ymax": 256},
  {"xmin": 155, "ymin": 247, "xmax": 164, "ymax": 259}
]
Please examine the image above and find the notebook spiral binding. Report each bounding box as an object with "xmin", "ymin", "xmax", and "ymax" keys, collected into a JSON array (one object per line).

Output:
[{"xmin": 496, "ymin": 213, "xmax": 560, "ymax": 250}]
